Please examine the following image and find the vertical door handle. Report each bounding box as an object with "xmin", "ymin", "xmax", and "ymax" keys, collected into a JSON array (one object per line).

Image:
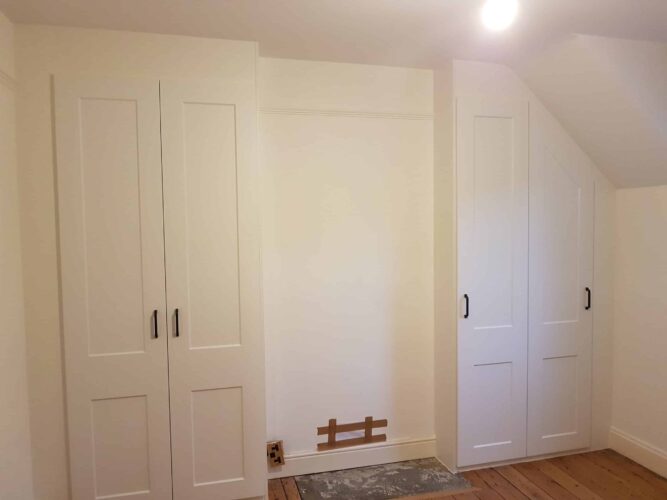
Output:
[
  {"xmin": 152, "ymin": 309, "xmax": 159, "ymax": 338},
  {"xmin": 463, "ymin": 294, "xmax": 470, "ymax": 319},
  {"xmin": 174, "ymin": 308, "xmax": 180, "ymax": 337},
  {"xmin": 585, "ymin": 287, "xmax": 592, "ymax": 310}
]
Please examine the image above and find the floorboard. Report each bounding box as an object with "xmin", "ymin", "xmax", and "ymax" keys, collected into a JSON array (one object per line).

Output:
[
  {"xmin": 511, "ymin": 461, "xmax": 580, "ymax": 500},
  {"xmin": 282, "ymin": 477, "xmax": 302, "ymax": 500},
  {"xmin": 268, "ymin": 478, "xmax": 287, "ymax": 500},
  {"xmin": 600, "ymin": 449, "xmax": 667, "ymax": 496},
  {"xmin": 581, "ymin": 452, "xmax": 664, "ymax": 499},
  {"xmin": 475, "ymin": 468, "xmax": 527, "ymax": 499},
  {"xmin": 268, "ymin": 449, "xmax": 665, "ymax": 499},
  {"xmin": 494, "ymin": 465, "xmax": 551, "ymax": 500}
]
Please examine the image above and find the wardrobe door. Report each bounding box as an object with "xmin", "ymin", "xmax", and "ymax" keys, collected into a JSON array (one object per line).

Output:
[
  {"xmin": 160, "ymin": 79, "xmax": 266, "ymax": 500},
  {"xmin": 55, "ymin": 77, "xmax": 172, "ymax": 500},
  {"xmin": 457, "ymin": 98, "xmax": 529, "ymax": 467},
  {"xmin": 527, "ymin": 113, "xmax": 594, "ymax": 456}
]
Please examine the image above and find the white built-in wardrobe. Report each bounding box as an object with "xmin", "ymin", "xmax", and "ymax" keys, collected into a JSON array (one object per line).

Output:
[
  {"xmin": 55, "ymin": 76, "xmax": 265, "ymax": 500},
  {"xmin": 54, "ymin": 64, "xmax": 599, "ymax": 499},
  {"xmin": 437, "ymin": 92, "xmax": 595, "ymax": 468}
]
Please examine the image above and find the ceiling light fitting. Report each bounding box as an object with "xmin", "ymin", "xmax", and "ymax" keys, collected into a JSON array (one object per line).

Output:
[{"xmin": 481, "ymin": 0, "xmax": 519, "ymax": 31}]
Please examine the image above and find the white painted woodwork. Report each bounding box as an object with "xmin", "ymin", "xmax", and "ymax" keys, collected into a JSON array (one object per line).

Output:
[
  {"xmin": 527, "ymin": 111, "xmax": 594, "ymax": 455},
  {"xmin": 0, "ymin": 13, "xmax": 35, "ymax": 496},
  {"xmin": 260, "ymin": 58, "xmax": 435, "ymax": 458},
  {"xmin": 435, "ymin": 62, "xmax": 613, "ymax": 469},
  {"xmin": 456, "ymin": 97, "xmax": 529, "ymax": 467},
  {"xmin": 160, "ymin": 79, "xmax": 265, "ymax": 500},
  {"xmin": 55, "ymin": 77, "xmax": 172, "ymax": 500},
  {"xmin": 16, "ymin": 31, "xmax": 258, "ymax": 500}
]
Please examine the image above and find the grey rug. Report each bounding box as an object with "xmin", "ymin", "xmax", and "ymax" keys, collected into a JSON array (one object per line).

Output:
[{"xmin": 294, "ymin": 458, "xmax": 472, "ymax": 500}]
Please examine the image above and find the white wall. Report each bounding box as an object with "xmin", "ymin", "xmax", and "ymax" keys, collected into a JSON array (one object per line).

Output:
[
  {"xmin": 0, "ymin": 10, "xmax": 34, "ymax": 500},
  {"xmin": 260, "ymin": 58, "xmax": 436, "ymax": 475},
  {"xmin": 14, "ymin": 25, "xmax": 257, "ymax": 500},
  {"xmin": 610, "ymin": 186, "xmax": 667, "ymax": 477},
  {"xmin": 434, "ymin": 60, "xmax": 617, "ymax": 465},
  {"xmin": 592, "ymin": 173, "xmax": 616, "ymax": 449}
]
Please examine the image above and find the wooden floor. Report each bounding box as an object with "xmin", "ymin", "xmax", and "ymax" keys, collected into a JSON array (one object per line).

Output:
[{"xmin": 268, "ymin": 449, "xmax": 667, "ymax": 499}]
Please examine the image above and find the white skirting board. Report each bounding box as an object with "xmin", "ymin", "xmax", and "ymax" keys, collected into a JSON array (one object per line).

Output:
[
  {"xmin": 609, "ymin": 427, "xmax": 667, "ymax": 478},
  {"xmin": 267, "ymin": 438, "xmax": 436, "ymax": 479}
]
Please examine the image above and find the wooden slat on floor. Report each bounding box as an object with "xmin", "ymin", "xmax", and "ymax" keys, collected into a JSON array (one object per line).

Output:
[
  {"xmin": 268, "ymin": 450, "xmax": 666, "ymax": 500},
  {"xmin": 494, "ymin": 465, "xmax": 551, "ymax": 500},
  {"xmin": 281, "ymin": 477, "xmax": 301, "ymax": 500},
  {"xmin": 451, "ymin": 492, "xmax": 482, "ymax": 500},
  {"xmin": 511, "ymin": 461, "xmax": 580, "ymax": 500},
  {"xmin": 462, "ymin": 470, "xmax": 503, "ymax": 500},
  {"xmin": 532, "ymin": 460, "xmax": 602, "ymax": 499},
  {"xmin": 476, "ymin": 468, "xmax": 527, "ymax": 499},
  {"xmin": 600, "ymin": 449, "xmax": 667, "ymax": 497},
  {"xmin": 268, "ymin": 478, "xmax": 287, "ymax": 500},
  {"xmin": 550, "ymin": 454, "xmax": 643, "ymax": 500},
  {"xmin": 581, "ymin": 452, "xmax": 664, "ymax": 499}
]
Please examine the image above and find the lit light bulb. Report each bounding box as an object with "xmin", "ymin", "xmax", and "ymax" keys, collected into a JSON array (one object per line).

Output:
[{"xmin": 481, "ymin": 0, "xmax": 519, "ymax": 31}]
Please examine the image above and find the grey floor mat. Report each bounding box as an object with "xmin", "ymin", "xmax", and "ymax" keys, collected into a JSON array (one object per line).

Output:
[{"xmin": 294, "ymin": 458, "xmax": 472, "ymax": 500}]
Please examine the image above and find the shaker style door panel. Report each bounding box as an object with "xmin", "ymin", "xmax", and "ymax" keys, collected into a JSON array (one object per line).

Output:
[
  {"xmin": 527, "ymin": 110, "xmax": 594, "ymax": 456},
  {"xmin": 160, "ymin": 78, "xmax": 266, "ymax": 500},
  {"xmin": 55, "ymin": 77, "xmax": 172, "ymax": 500},
  {"xmin": 456, "ymin": 97, "xmax": 529, "ymax": 467}
]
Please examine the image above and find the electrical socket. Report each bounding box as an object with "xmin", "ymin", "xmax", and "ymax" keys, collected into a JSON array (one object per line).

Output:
[{"xmin": 266, "ymin": 440, "xmax": 285, "ymax": 467}]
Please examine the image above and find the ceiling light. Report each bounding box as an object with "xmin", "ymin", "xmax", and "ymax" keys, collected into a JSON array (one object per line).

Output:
[{"xmin": 481, "ymin": 0, "xmax": 519, "ymax": 31}]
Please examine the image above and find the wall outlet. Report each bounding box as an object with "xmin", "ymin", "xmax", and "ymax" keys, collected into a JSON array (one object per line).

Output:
[{"xmin": 266, "ymin": 440, "xmax": 285, "ymax": 467}]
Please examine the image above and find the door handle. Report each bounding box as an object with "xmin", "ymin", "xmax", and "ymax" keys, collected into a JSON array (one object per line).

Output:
[
  {"xmin": 152, "ymin": 309, "xmax": 159, "ymax": 338},
  {"xmin": 463, "ymin": 294, "xmax": 470, "ymax": 319},
  {"xmin": 174, "ymin": 308, "xmax": 180, "ymax": 337},
  {"xmin": 585, "ymin": 287, "xmax": 592, "ymax": 310}
]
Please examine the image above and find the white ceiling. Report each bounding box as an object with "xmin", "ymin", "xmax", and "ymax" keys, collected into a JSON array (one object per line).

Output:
[
  {"xmin": 0, "ymin": 0, "xmax": 666, "ymax": 68},
  {"xmin": 1, "ymin": 0, "xmax": 666, "ymax": 187},
  {"xmin": 519, "ymin": 35, "xmax": 667, "ymax": 187}
]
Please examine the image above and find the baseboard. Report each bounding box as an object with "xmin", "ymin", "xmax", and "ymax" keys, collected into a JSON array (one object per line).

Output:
[
  {"xmin": 609, "ymin": 426, "xmax": 667, "ymax": 478},
  {"xmin": 267, "ymin": 437, "xmax": 436, "ymax": 479},
  {"xmin": 454, "ymin": 447, "xmax": 594, "ymax": 473}
]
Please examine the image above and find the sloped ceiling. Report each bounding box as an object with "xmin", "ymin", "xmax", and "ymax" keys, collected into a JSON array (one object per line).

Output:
[
  {"xmin": 1, "ymin": 0, "xmax": 666, "ymax": 68},
  {"xmin": 517, "ymin": 36, "xmax": 667, "ymax": 187},
  {"xmin": 0, "ymin": 0, "xmax": 665, "ymax": 187}
]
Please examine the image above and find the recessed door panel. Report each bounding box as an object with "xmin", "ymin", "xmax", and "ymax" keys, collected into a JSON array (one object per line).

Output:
[
  {"xmin": 161, "ymin": 78, "xmax": 266, "ymax": 500},
  {"xmin": 91, "ymin": 396, "xmax": 150, "ymax": 498},
  {"xmin": 55, "ymin": 77, "xmax": 172, "ymax": 500},
  {"xmin": 182, "ymin": 102, "xmax": 241, "ymax": 349},
  {"xmin": 457, "ymin": 97, "xmax": 529, "ymax": 467},
  {"xmin": 540, "ymin": 356, "xmax": 578, "ymax": 438},
  {"xmin": 191, "ymin": 387, "xmax": 244, "ymax": 485},
  {"xmin": 528, "ymin": 111, "xmax": 594, "ymax": 456},
  {"xmin": 463, "ymin": 363, "xmax": 513, "ymax": 448},
  {"xmin": 541, "ymin": 150, "xmax": 581, "ymax": 324},
  {"xmin": 472, "ymin": 117, "xmax": 515, "ymax": 329},
  {"xmin": 79, "ymin": 98, "xmax": 145, "ymax": 356}
]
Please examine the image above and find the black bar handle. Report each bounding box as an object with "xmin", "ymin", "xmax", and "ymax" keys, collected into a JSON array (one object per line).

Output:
[
  {"xmin": 152, "ymin": 309, "xmax": 158, "ymax": 338},
  {"xmin": 585, "ymin": 287, "xmax": 592, "ymax": 310},
  {"xmin": 175, "ymin": 308, "xmax": 180, "ymax": 337},
  {"xmin": 464, "ymin": 294, "xmax": 470, "ymax": 319}
]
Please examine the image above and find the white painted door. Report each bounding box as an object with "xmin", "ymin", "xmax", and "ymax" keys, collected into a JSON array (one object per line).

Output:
[
  {"xmin": 55, "ymin": 77, "xmax": 172, "ymax": 500},
  {"xmin": 527, "ymin": 112, "xmax": 594, "ymax": 456},
  {"xmin": 160, "ymin": 79, "xmax": 266, "ymax": 500},
  {"xmin": 456, "ymin": 97, "xmax": 529, "ymax": 467}
]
